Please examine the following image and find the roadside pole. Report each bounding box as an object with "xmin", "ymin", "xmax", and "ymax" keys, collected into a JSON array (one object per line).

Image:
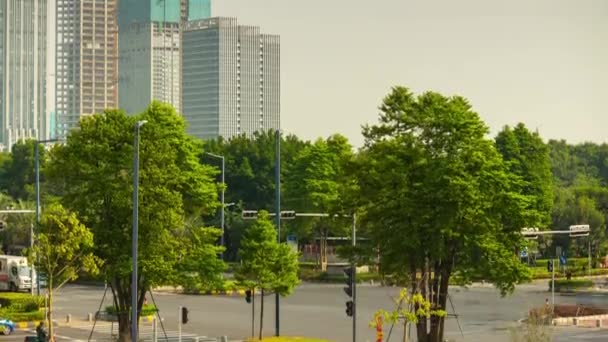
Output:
[
  {"xmin": 352, "ymin": 214, "xmax": 357, "ymax": 342},
  {"xmin": 551, "ymin": 259, "xmax": 555, "ymax": 312},
  {"xmin": 178, "ymin": 306, "xmax": 182, "ymax": 342},
  {"xmin": 252, "ymin": 289, "xmax": 255, "ymax": 339}
]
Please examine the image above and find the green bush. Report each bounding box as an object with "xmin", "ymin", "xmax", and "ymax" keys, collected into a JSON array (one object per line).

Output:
[
  {"xmin": 104, "ymin": 304, "xmax": 157, "ymax": 316},
  {"xmin": 0, "ymin": 293, "xmax": 44, "ymax": 312},
  {"xmin": 548, "ymin": 279, "xmax": 593, "ymax": 291},
  {"xmin": 0, "ymin": 309, "xmax": 45, "ymax": 322}
]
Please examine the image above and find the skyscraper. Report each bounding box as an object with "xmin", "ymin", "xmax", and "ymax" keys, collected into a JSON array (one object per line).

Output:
[
  {"xmin": 118, "ymin": 0, "xmax": 211, "ymax": 115},
  {"xmin": 0, "ymin": 0, "xmax": 52, "ymax": 151},
  {"xmin": 182, "ymin": 17, "xmax": 280, "ymax": 140},
  {"xmin": 55, "ymin": 0, "xmax": 118, "ymax": 139}
]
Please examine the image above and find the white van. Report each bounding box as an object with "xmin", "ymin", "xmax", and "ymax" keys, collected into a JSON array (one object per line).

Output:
[{"xmin": 0, "ymin": 256, "xmax": 35, "ymax": 292}]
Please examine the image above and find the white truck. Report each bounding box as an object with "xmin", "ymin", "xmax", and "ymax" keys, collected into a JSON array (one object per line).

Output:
[{"xmin": 0, "ymin": 256, "xmax": 35, "ymax": 292}]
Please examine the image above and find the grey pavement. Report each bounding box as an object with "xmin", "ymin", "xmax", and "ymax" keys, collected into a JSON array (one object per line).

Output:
[{"xmin": 46, "ymin": 282, "xmax": 608, "ymax": 341}]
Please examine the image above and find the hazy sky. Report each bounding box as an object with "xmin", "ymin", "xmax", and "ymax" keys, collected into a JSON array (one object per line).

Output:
[{"xmin": 213, "ymin": 0, "xmax": 607, "ymax": 147}]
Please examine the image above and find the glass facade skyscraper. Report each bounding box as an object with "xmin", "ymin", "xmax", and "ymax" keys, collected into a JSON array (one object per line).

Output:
[
  {"xmin": 182, "ymin": 18, "xmax": 280, "ymax": 140},
  {"xmin": 0, "ymin": 0, "xmax": 52, "ymax": 151},
  {"xmin": 119, "ymin": 0, "xmax": 210, "ymax": 114},
  {"xmin": 55, "ymin": 0, "xmax": 118, "ymax": 139}
]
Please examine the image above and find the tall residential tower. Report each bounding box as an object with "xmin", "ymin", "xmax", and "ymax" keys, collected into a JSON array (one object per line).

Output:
[
  {"xmin": 118, "ymin": 0, "xmax": 211, "ymax": 115},
  {"xmin": 0, "ymin": 0, "xmax": 53, "ymax": 150},
  {"xmin": 182, "ymin": 17, "xmax": 280, "ymax": 140},
  {"xmin": 55, "ymin": 0, "xmax": 118, "ymax": 139}
]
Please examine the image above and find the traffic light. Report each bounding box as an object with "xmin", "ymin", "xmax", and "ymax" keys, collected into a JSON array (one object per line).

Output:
[
  {"xmin": 345, "ymin": 300, "xmax": 354, "ymax": 317},
  {"xmin": 280, "ymin": 211, "xmax": 296, "ymax": 220},
  {"xmin": 343, "ymin": 267, "xmax": 354, "ymax": 297},
  {"xmin": 181, "ymin": 307, "xmax": 189, "ymax": 324},
  {"xmin": 0, "ymin": 221, "xmax": 6, "ymax": 231},
  {"xmin": 245, "ymin": 289, "xmax": 252, "ymax": 303},
  {"xmin": 547, "ymin": 260, "xmax": 553, "ymax": 272},
  {"xmin": 242, "ymin": 210, "xmax": 258, "ymax": 220}
]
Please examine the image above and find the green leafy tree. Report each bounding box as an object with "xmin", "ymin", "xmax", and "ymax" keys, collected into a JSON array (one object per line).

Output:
[
  {"xmin": 0, "ymin": 194, "xmax": 35, "ymax": 254},
  {"xmin": 29, "ymin": 203, "xmax": 100, "ymax": 342},
  {"xmin": 202, "ymin": 131, "xmax": 309, "ymax": 259},
  {"xmin": 283, "ymin": 135, "xmax": 356, "ymax": 268},
  {"xmin": 357, "ymin": 87, "xmax": 533, "ymax": 342},
  {"xmin": 46, "ymin": 102, "xmax": 224, "ymax": 342},
  {"xmin": 235, "ymin": 211, "xmax": 299, "ymax": 340},
  {"xmin": 495, "ymin": 124, "xmax": 554, "ymax": 226},
  {"xmin": 0, "ymin": 140, "xmax": 44, "ymax": 201}
]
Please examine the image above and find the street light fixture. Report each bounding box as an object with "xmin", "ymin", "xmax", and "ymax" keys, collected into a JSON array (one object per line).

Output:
[
  {"xmin": 35, "ymin": 138, "xmax": 63, "ymax": 295},
  {"xmin": 131, "ymin": 120, "xmax": 147, "ymax": 342}
]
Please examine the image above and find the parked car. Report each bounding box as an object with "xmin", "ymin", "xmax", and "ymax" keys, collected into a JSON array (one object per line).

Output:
[{"xmin": 0, "ymin": 318, "xmax": 15, "ymax": 335}]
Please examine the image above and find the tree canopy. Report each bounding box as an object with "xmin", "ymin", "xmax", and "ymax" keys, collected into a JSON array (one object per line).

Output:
[
  {"xmin": 46, "ymin": 101, "xmax": 224, "ymax": 342},
  {"xmin": 357, "ymin": 87, "xmax": 534, "ymax": 341}
]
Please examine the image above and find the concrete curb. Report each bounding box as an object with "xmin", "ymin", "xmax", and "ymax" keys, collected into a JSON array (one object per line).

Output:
[{"xmin": 14, "ymin": 320, "xmax": 59, "ymax": 330}]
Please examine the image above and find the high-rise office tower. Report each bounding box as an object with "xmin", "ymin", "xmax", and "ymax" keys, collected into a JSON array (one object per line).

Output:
[
  {"xmin": 0, "ymin": 0, "xmax": 53, "ymax": 151},
  {"xmin": 182, "ymin": 18, "xmax": 280, "ymax": 140},
  {"xmin": 55, "ymin": 0, "xmax": 118, "ymax": 139},
  {"xmin": 118, "ymin": 0, "xmax": 211, "ymax": 115}
]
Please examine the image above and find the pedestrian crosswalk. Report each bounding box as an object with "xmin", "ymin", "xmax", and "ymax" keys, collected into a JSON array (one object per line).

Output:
[{"xmin": 71, "ymin": 323, "xmax": 218, "ymax": 342}]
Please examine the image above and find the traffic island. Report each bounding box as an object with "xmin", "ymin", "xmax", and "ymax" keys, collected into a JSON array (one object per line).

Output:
[{"xmin": 533, "ymin": 304, "xmax": 608, "ymax": 327}]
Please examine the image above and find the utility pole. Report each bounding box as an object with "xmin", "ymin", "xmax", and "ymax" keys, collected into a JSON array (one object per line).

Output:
[
  {"xmin": 131, "ymin": 120, "xmax": 147, "ymax": 342},
  {"xmin": 275, "ymin": 129, "xmax": 281, "ymax": 337},
  {"xmin": 35, "ymin": 138, "xmax": 62, "ymax": 295},
  {"xmin": 352, "ymin": 214, "xmax": 357, "ymax": 342}
]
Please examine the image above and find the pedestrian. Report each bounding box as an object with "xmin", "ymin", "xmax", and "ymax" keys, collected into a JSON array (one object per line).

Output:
[
  {"xmin": 36, "ymin": 321, "xmax": 48, "ymax": 342},
  {"xmin": 144, "ymin": 296, "xmax": 148, "ymax": 305}
]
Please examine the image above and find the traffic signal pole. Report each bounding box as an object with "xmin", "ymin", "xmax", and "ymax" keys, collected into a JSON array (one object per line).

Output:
[
  {"xmin": 352, "ymin": 214, "xmax": 357, "ymax": 342},
  {"xmin": 275, "ymin": 129, "xmax": 281, "ymax": 337}
]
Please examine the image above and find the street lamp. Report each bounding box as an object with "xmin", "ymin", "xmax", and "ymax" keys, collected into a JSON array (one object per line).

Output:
[
  {"xmin": 204, "ymin": 152, "xmax": 226, "ymax": 259},
  {"xmin": 132, "ymin": 120, "xmax": 147, "ymax": 342},
  {"xmin": 35, "ymin": 138, "xmax": 63, "ymax": 295}
]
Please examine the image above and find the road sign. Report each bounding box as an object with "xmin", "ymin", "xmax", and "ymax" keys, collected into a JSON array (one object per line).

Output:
[
  {"xmin": 286, "ymin": 234, "xmax": 298, "ymax": 252},
  {"xmin": 560, "ymin": 255, "xmax": 567, "ymax": 265},
  {"xmin": 570, "ymin": 224, "xmax": 590, "ymax": 237},
  {"xmin": 521, "ymin": 227, "xmax": 539, "ymax": 240}
]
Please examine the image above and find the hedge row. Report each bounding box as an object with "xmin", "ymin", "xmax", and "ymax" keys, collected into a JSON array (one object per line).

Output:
[
  {"xmin": 0, "ymin": 310, "xmax": 45, "ymax": 322},
  {"xmin": 0, "ymin": 293, "xmax": 44, "ymax": 312},
  {"xmin": 548, "ymin": 279, "xmax": 594, "ymax": 291}
]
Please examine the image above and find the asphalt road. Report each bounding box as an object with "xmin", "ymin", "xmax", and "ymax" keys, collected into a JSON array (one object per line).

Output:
[{"xmin": 44, "ymin": 282, "xmax": 608, "ymax": 342}]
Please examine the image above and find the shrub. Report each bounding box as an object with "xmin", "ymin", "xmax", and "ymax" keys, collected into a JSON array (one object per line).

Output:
[
  {"xmin": 0, "ymin": 293, "xmax": 44, "ymax": 312},
  {"xmin": 0, "ymin": 309, "xmax": 45, "ymax": 322},
  {"xmin": 548, "ymin": 279, "xmax": 593, "ymax": 291}
]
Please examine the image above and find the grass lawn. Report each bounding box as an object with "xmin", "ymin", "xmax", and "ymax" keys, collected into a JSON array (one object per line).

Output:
[{"xmin": 247, "ymin": 337, "xmax": 331, "ymax": 342}]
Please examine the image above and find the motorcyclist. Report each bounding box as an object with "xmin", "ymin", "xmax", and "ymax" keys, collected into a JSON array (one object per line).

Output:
[{"xmin": 36, "ymin": 321, "xmax": 47, "ymax": 342}]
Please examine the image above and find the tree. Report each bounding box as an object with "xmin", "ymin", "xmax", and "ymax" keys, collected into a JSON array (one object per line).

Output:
[
  {"xmin": 495, "ymin": 124, "xmax": 554, "ymax": 226},
  {"xmin": 235, "ymin": 211, "xmax": 299, "ymax": 340},
  {"xmin": 0, "ymin": 196, "xmax": 35, "ymax": 254},
  {"xmin": 0, "ymin": 140, "xmax": 43, "ymax": 201},
  {"xmin": 283, "ymin": 135, "xmax": 356, "ymax": 269},
  {"xmin": 357, "ymin": 87, "xmax": 533, "ymax": 342},
  {"xmin": 46, "ymin": 102, "xmax": 224, "ymax": 342},
  {"xmin": 202, "ymin": 131, "xmax": 309, "ymax": 259},
  {"xmin": 29, "ymin": 203, "xmax": 100, "ymax": 342}
]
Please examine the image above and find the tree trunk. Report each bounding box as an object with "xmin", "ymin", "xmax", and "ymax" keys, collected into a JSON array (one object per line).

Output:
[
  {"xmin": 259, "ymin": 288, "xmax": 265, "ymax": 340},
  {"xmin": 48, "ymin": 277, "xmax": 54, "ymax": 342},
  {"xmin": 416, "ymin": 262, "xmax": 428, "ymax": 341},
  {"xmin": 112, "ymin": 277, "xmax": 132, "ymax": 342}
]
